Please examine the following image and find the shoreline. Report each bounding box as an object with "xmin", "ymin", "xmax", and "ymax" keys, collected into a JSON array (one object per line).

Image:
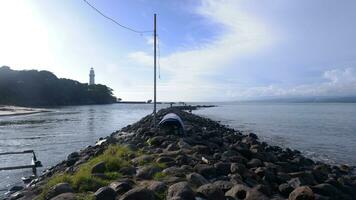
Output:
[
  {"xmin": 5, "ymin": 106, "xmax": 356, "ymax": 200},
  {"xmin": 0, "ymin": 106, "xmax": 51, "ymax": 117}
]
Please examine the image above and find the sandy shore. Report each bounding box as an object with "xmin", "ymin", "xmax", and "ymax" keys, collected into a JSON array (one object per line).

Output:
[{"xmin": 0, "ymin": 105, "xmax": 50, "ymax": 117}]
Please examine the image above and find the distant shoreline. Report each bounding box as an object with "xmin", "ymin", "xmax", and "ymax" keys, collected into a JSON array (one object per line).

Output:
[{"xmin": 0, "ymin": 106, "xmax": 51, "ymax": 117}]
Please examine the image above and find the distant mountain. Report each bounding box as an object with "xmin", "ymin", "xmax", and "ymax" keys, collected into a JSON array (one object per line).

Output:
[
  {"xmin": 242, "ymin": 96, "xmax": 356, "ymax": 103},
  {"xmin": 0, "ymin": 66, "xmax": 117, "ymax": 106}
]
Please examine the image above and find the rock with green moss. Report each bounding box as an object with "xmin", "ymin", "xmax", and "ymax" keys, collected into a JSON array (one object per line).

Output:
[{"xmin": 45, "ymin": 183, "xmax": 74, "ymax": 200}]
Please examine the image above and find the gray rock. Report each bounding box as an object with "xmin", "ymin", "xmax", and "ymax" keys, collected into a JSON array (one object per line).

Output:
[
  {"xmin": 119, "ymin": 187, "xmax": 157, "ymax": 200},
  {"xmin": 131, "ymin": 155, "xmax": 154, "ymax": 165},
  {"xmin": 247, "ymin": 158, "xmax": 262, "ymax": 168},
  {"xmin": 311, "ymin": 183, "xmax": 345, "ymax": 199},
  {"xmin": 119, "ymin": 166, "xmax": 136, "ymax": 176},
  {"xmin": 91, "ymin": 161, "xmax": 106, "ymax": 174},
  {"xmin": 192, "ymin": 145, "xmax": 211, "ymax": 154},
  {"xmin": 94, "ymin": 186, "xmax": 116, "ymax": 200},
  {"xmin": 194, "ymin": 164, "xmax": 216, "ymax": 179},
  {"xmin": 214, "ymin": 162, "xmax": 231, "ymax": 175},
  {"xmin": 148, "ymin": 136, "xmax": 166, "ymax": 146},
  {"xmin": 66, "ymin": 152, "xmax": 80, "ymax": 166},
  {"xmin": 196, "ymin": 183, "xmax": 225, "ymax": 200},
  {"xmin": 225, "ymin": 184, "xmax": 250, "ymax": 199},
  {"xmin": 186, "ymin": 173, "xmax": 209, "ymax": 187},
  {"xmin": 288, "ymin": 186, "xmax": 315, "ymax": 200},
  {"xmin": 50, "ymin": 193, "xmax": 76, "ymax": 200},
  {"xmin": 9, "ymin": 186, "xmax": 24, "ymax": 192},
  {"xmin": 146, "ymin": 181, "xmax": 167, "ymax": 193},
  {"xmin": 136, "ymin": 166, "xmax": 161, "ymax": 179},
  {"xmin": 46, "ymin": 183, "xmax": 74, "ymax": 200},
  {"xmin": 109, "ymin": 181, "xmax": 132, "ymax": 195},
  {"xmin": 212, "ymin": 180, "xmax": 233, "ymax": 192},
  {"xmin": 163, "ymin": 166, "xmax": 185, "ymax": 177},
  {"xmin": 167, "ymin": 182, "xmax": 195, "ymax": 200},
  {"xmin": 245, "ymin": 188, "xmax": 269, "ymax": 200},
  {"xmin": 230, "ymin": 163, "xmax": 246, "ymax": 174},
  {"xmin": 279, "ymin": 183, "xmax": 294, "ymax": 197}
]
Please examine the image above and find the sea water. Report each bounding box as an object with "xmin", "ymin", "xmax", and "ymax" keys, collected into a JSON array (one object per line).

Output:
[{"xmin": 194, "ymin": 102, "xmax": 356, "ymax": 166}]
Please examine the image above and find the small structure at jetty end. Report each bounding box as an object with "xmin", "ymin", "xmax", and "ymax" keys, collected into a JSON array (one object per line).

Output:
[{"xmin": 159, "ymin": 113, "xmax": 185, "ymax": 135}]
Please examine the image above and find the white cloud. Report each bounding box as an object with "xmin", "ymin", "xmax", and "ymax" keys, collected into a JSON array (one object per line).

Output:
[
  {"xmin": 128, "ymin": 0, "xmax": 276, "ymax": 101},
  {"xmin": 225, "ymin": 68, "xmax": 356, "ymax": 99}
]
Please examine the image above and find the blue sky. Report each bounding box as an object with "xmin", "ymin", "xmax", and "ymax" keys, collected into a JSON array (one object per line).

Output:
[{"xmin": 1, "ymin": 0, "xmax": 356, "ymax": 101}]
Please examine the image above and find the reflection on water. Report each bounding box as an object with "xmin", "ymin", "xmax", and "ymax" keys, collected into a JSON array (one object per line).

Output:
[{"xmin": 0, "ymin": 104, "xmax": 167, "ymax": 193}]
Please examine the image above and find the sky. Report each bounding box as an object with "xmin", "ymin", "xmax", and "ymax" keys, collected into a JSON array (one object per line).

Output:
[{"xmin": 1, "ymin": 0, "xmax": 356, "ymax": 101}]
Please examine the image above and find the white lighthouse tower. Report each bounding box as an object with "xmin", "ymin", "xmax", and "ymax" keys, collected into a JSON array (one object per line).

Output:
[{"xmin": 89, "ymin": 68, "xmax": 95, "ymax": 85}]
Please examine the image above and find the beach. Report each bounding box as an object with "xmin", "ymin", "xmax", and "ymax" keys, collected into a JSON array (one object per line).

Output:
[{"xmin": 0, "ymin": 106, "xmax": 50, "ymax": 117}]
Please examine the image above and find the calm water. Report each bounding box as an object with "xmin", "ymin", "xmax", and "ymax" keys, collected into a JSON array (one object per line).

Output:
[
  {"xmin": 0, "ymin": 104, "xmax": 167, "ymax": 193},
  {"xmin": 194, "ymin": 102, "xmax": 356, "ymax": 166},
  {"xmin": 1, "ymin": 103, "xmax": 356, "ymax": 194}
]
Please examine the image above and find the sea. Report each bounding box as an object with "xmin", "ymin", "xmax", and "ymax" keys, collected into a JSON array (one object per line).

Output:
[{"xmin": 1, "ymin": 102, "xmax": 356, "ymax": 195}]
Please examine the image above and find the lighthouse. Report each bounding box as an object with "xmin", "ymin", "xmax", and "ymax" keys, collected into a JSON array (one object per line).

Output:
[{"xmin": 89, "ymin": 68, "xmax": 95, "ymax": 85}]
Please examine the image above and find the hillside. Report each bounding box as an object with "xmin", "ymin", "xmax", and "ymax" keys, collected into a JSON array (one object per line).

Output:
[{"xmin": 0, "ymin": 66, "xmax": 116, "ymax": 106}]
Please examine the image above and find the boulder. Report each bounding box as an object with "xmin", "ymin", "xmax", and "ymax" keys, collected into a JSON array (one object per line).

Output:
[
  {"xmin": 131, "ymin": 155, "xmax": 154, "ymax": 165},
  {"xmin": 119, "ymin": 187, "xmax": 157, "ymax": 200},
  {"xmin": 91, "ymin": 161, "xmax": 106, "ymax": 174},
  {"xmin": 66, "ymin": 152, "xmax": 80, "ymax": 166},
  {"xmin": 119, "ymin": 166, "xmax": 136, "ymax": 176},
  {"xmin": 109, "ymin": 181, "xmax": 132, "ymax": 195},
  {"xmin": 230, "ymin": 163, "xmax": 246, "ymax": 174},
  {"xmin": 186, "ymin": 173, "xmax": 209, "ymax": 187},
  {"xmin": 50, "ymin": 193, "xmax": 76, "ymax": 200},
  {"xmin": 288, "ymin": 186, "xmax": 315, "ymax": 200},
  {"xmin": 214, "ymin": 162, "xmax": 231, "ymax": 175},
  {"xmin": 247, "ymin": 158, "xmax": 263, "ymax": 168},
  {"xmin": 136, "ymin": 166, "xmax": 161, "ymax": 179},
  {"xmin": 94, "ymin": 186, "xmax": 116, "ymax": 200},
  {"xmin": 46, "ymin": 183, "xmax": 74, "ymax": 200},
  {"xmin": 212, "ymin": 180, "xmax": 234, "ymax": 192},
  {"xmin": 196, "ymin": 183, "xmax": 225, "ymax": 200},
  {"xmin": 9, "ymin": 186, "xmax": 24, "ymax": 193},
  {"xmin": 192, "ymin": 145, "xmax": 211, "ymax": 154},
  {"xmin": 279, "ymin": 183, "xmax": 294, "ymax": 197},
  {"xmin": 225, "ymin": 184, "xmax": 250, "ymax": 199},
  {"xmin": 146, "ymin": 181, "xmax": 167, "ymax": 193},
  {"xmin": 245, "ymin": 188, "xmax": 269, "ymax": 200},
  {"xmin": 194, "ymin": 164, "xmax": 216, "ymax": 179},
  {"xmin": 167, "ymin": 182, "xmax": 195, "ymax": 200},
  {"xmin": 311, "ymin": 183, "xmax": 345, "ymax": 199},
  {"xmin": 148, "ymin": 136, "xmax": 166, "ymax": 146}
]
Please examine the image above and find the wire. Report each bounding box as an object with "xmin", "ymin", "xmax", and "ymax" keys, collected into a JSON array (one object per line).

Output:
[
  {"xmin": 157, "ymin": 34, "xmax": 161, "ymax": 79},
  {"xmin": 83, "ymin": 0, "xmax": 153, "ymax": 34}
]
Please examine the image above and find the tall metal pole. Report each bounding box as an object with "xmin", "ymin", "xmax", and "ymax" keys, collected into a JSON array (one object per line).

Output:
[{"xmin": 153, "ymin": 14, "xmax": 157, "ymax": 127}]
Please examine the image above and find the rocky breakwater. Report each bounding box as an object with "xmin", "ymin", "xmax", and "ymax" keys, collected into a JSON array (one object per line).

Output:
[{"xmin": 6, "ymin": 107, "xmax": 356, "ymax": 200}]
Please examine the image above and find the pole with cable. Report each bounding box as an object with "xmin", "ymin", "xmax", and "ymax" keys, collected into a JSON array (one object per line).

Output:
[{"xmin": 153, "ymin": 14, "xmax": 157, "ymax": 127}]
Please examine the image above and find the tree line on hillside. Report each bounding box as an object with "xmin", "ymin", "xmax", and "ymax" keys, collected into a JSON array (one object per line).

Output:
[{"xmin": 0, "ymin": 66, "xmax": 117, "ymax": 106}]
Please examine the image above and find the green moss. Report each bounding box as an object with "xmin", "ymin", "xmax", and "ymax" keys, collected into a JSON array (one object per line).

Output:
[
  {"xmin": 76, "ymin": 193, "xmax": 95, "ymax": 200},
  {"xmin": 155, "ymin": 191, "xmax": 167, "ymax": 200},
  {"xmin": 40, "ymin": 145, "xmax": 135, "ymax": 198},
  {"xmin": 39, "ymin": 174, "xmax": 72, "ymax": 200},
  {"xmin": 153, "ymin": 172, "xmax": 167, "ymax": 180}
]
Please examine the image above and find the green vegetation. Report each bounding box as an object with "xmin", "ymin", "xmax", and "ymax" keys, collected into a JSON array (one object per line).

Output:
[
  {"xmin": 153, "ymin": 172, "xmax": 167, "ymax": 181},
  {"xmin": 0, "ymin": 66, "xmax": 117, "ymax": 106},
  {"xmin": 40, "ymin": 145, "xmax": 136, "ymax": 199}
]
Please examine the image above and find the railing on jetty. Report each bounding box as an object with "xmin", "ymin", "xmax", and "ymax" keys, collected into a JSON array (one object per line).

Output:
[{"xmin": 0, "ymin": 150, "xmax": 42, "ymax": 176}]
